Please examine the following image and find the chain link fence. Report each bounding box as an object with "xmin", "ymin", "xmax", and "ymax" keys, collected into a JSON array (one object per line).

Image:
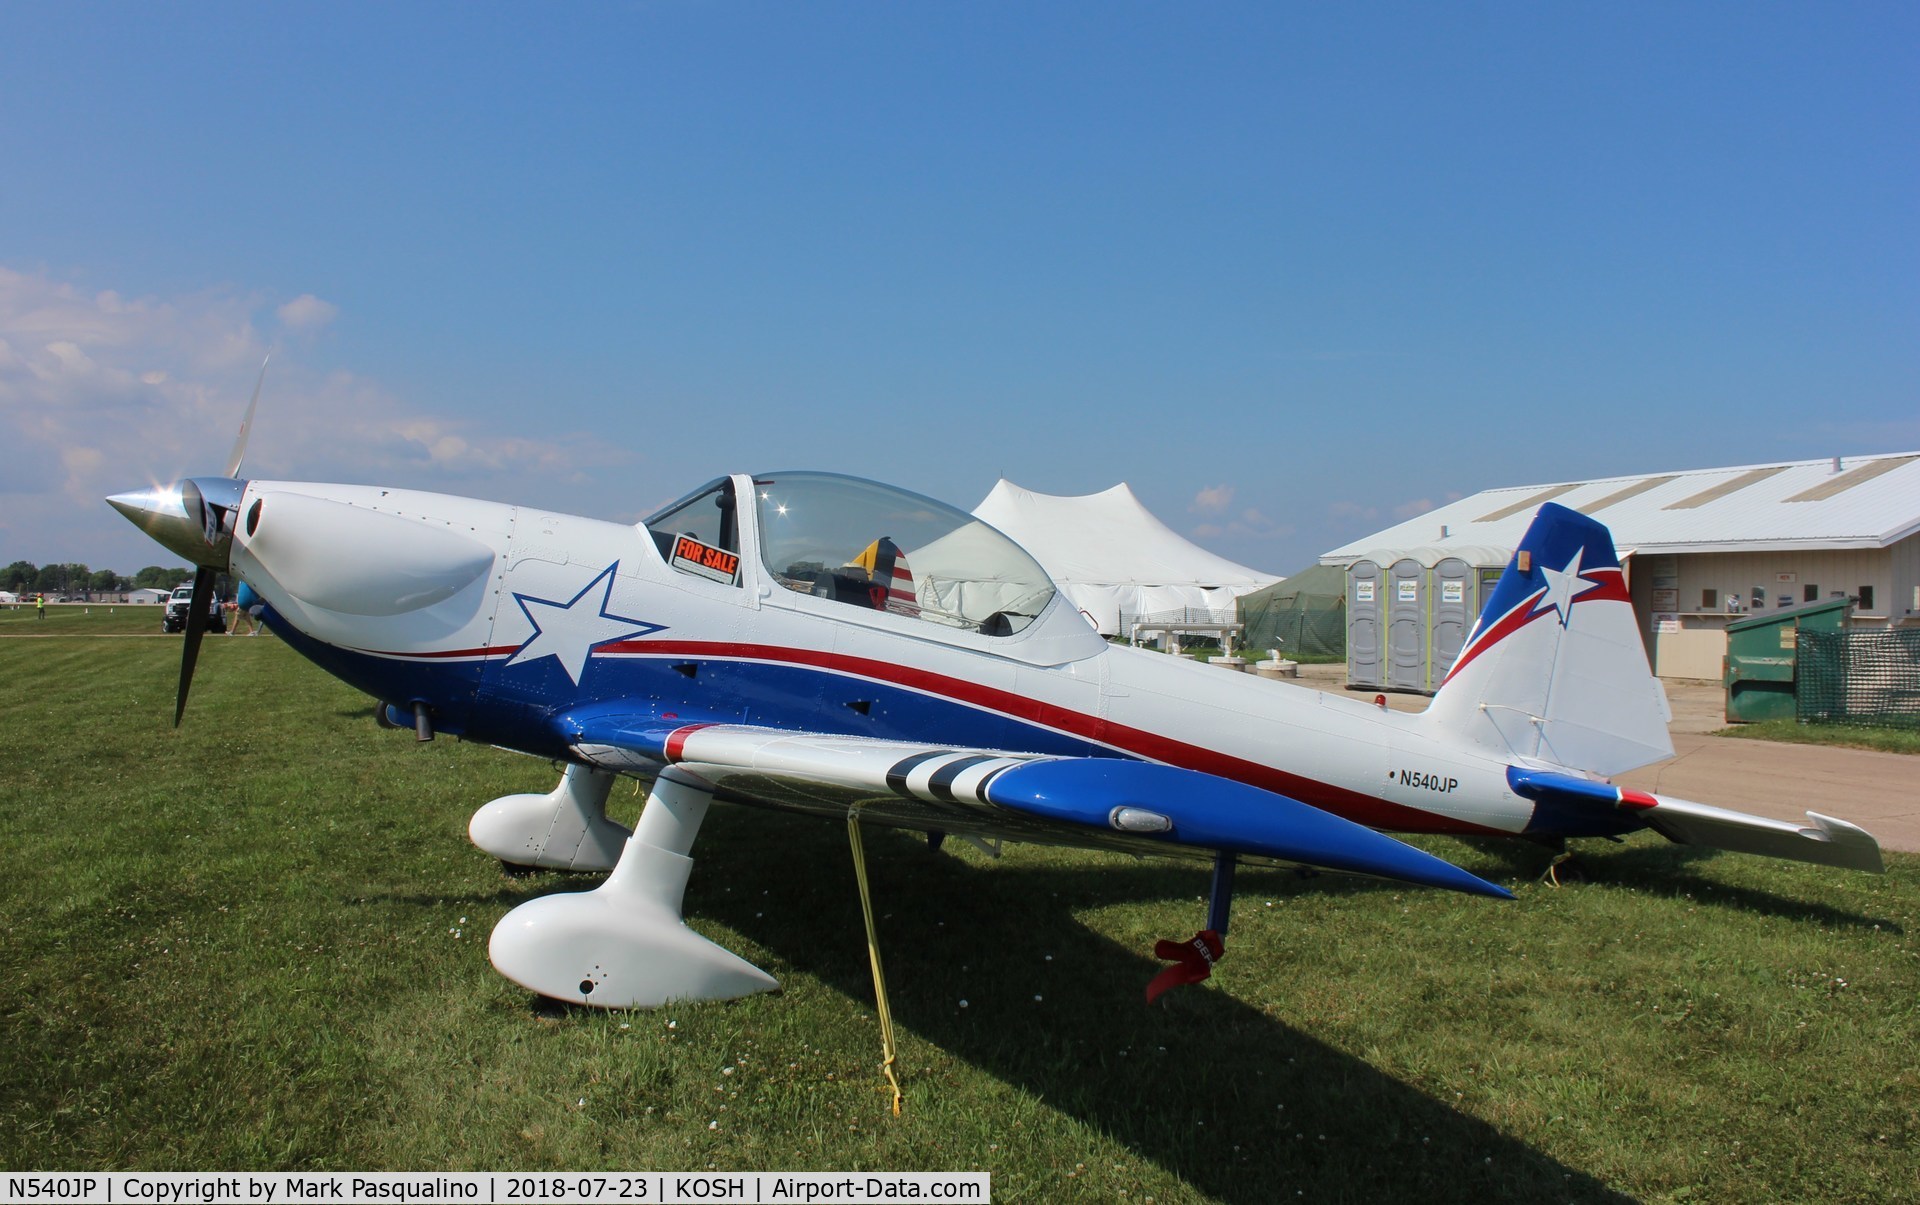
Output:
[
  {"xmin": 1796, "ymin": 628, "xmax": 1920, "ymax": 730},
  {"xmin": 1117, "ymin": 607, "xmax": 1236, "ymax": 631}
]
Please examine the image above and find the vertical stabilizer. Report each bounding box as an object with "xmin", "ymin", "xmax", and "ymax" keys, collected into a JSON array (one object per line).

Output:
[{"xmin": 1423, "ymin": 503, "xmax": 1672, "ymax": 776}]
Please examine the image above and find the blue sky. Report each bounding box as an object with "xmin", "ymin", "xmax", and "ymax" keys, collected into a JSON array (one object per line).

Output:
[{"xmin": 3, "ymin": 2, "xmax": 1914, "ymax": 577}]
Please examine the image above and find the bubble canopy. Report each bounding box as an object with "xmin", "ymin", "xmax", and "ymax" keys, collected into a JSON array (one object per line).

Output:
[
  {"xmin": 621, "ymin": 472, "xmax": 1022, "ymax": 639},
  {"xmin": 756, "ymin": 472, "xmax": 1060, "ymax": 635},
  {"xmin": 641, "ymin": 472, "xmax": 1059, "ymax": 635}
]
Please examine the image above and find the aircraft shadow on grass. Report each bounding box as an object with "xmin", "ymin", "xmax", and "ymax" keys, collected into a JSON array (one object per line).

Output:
[
  {"xmin": 1448, "ymin": 835, "xmax": 1899, "ymax": 932},
  {"xmin": 1577, "ymin": 846, "xmax": 1902, "ymax": 933},
  {"xmin": 514, "ymin": 805, "xmax": 1635, "ymax": 1204}
]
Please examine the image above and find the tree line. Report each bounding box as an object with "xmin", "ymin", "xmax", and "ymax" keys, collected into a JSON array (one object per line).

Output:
[{"xmin": 2, "ymin": 560, "xmax": 193, "ymax": 596}]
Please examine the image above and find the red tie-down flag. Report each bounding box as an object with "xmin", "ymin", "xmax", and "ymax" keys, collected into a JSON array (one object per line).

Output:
[{"xmin": 1146, "ymin": 930, "xmax": 1225, "ymax": 1004}]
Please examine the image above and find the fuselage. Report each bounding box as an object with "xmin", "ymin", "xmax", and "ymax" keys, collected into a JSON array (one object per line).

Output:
[{"xmin": 225, "ymin": 473, "xmax": 1541, "ymax": 842}]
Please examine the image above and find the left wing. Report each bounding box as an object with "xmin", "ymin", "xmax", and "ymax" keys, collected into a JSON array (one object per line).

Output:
[{"xmin": 560, "ymin": 711, "xmax": 1511, "ymax": 899}]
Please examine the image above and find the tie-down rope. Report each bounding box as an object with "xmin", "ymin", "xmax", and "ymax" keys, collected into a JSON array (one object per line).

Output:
[{"xmin": 845, "ymin": 806, "xmax": 904, "ymax": 1115}]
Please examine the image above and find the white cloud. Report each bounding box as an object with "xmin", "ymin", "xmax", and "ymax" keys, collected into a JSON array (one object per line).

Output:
[
  {"xmin": 1326, "ymin": 499, "xmax": 1380, "ymax": 523},
  {"xmin": 0, "ymin": 265, "xmax": 626, "ymax": 567},
  {"xmin": 276, "ymin": 293, "xmax": 339, "ymax": 331},
  {"xmin": 1392, "ymin": 497, "xmax": 1434, "ymax": 521},
  {"xmin": 1189, "ymin": 504, "xmax": 1294, "ymax": 547},
  {"xmin": 1190, "ymin": 483, "xmax": 1234, "ymax": 513}
]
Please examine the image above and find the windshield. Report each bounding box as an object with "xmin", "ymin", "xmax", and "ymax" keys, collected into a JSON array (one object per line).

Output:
[
  {"xmin": 752, "ymin": 472, "xmax": 1056, "ymax": 635},
  {"xmin": 642, "ymin": 478, "xmax": 741, "ymax": 584}
]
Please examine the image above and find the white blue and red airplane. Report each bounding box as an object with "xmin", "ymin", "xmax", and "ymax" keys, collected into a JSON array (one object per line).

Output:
[{"xmin": 109, "ymin": 441, "xmax": 1883, "ymax": 1009}]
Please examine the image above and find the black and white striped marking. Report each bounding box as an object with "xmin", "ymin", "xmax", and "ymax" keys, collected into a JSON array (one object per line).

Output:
[{"xmin": 885, "ymin": 750, "xmax": 1035, "ymax": 805}]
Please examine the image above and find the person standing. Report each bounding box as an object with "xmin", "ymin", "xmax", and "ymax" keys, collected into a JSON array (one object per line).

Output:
[
  {"xmin": 234, "ymin": 582, "xmax": 268, "ymax": 636},
  {"xmin": 35, "ymin": 594, "xmax": 45, "ymax": 620}
]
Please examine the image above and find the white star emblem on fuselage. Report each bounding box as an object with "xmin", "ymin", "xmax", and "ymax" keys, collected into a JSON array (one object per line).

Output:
[
  {"xmin": 1534, "ymin": 546, "xmax": 1589, "ymax": 628},
  {"xmin": 505, "ymin": 563, "xmax": 661, "ymax": 685}
]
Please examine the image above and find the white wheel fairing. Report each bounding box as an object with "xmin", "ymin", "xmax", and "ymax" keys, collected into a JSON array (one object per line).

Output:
[
  {"xmin": 469, "ymin": 764, "xmax": 631, "ymax": 872},
  {"xmin": 488, "ymin": 772, "xmax": 780, "ymax": 1007}
]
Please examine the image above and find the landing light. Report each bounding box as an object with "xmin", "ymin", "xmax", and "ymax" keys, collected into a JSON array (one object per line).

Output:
[{"xmin": 1110, "ymin": 806, "xmax": 1172, "ymax": 834}]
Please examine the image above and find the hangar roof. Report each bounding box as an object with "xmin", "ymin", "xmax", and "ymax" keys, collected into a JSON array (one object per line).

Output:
[{"xmin": 1321, "ymin": 451, "xmax": 1920, "ymax": 564}]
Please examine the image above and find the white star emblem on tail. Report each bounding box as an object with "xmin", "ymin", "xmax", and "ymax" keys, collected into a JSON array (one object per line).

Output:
[{"xmin": 1536, "ymin": 546, "xmax": 1589, "ymax": 627}]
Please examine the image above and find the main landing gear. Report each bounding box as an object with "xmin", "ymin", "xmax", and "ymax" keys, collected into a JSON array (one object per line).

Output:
[{"xmin": 475, "ymin": 766, "xmax": 779, "ymax": 1008}]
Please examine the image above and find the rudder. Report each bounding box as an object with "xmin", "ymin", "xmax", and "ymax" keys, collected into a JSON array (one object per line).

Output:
[{"xmin": 1422, "ymin": 503, "xmax": 1672, "ymax": 777}]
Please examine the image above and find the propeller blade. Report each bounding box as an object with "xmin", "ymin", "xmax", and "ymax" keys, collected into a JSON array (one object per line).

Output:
[
  {"xmin": 224, "ymin": 354, "xmax": 270, "ymax": 479},
  {"xmin": 175, "ymin": 565, "xmax": 216, "ymax": 727}
]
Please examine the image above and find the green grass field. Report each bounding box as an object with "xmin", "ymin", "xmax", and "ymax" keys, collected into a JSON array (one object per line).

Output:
[
  {"xmin": 2, "ymin": 619, "xmax": 1915, "ymax": 1202},
  {"xmin": 1715, "ymin": 718, "xmax": 1920, "ymax": 755},
  {"xmin": 0, "ymin": 602, "xmax": 169, "ymax": 635}
]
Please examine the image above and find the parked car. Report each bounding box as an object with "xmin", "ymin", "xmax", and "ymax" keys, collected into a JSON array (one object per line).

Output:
[{"xmin": 162, "ymin": 584, "xmax": 226, "ymax": 634}]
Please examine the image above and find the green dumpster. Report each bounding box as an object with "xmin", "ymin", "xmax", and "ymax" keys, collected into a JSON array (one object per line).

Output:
[{"xmin": 1723, "ymin": 596, "xmax": 1854, "ymax": 723}]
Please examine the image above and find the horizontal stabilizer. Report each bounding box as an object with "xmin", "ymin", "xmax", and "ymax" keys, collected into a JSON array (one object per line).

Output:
[
  {"xmin": 1510, "ymin": 767, "xmax": 1884, "ymax": 873},
  {"xmin": 1631, "ymin": 796, "xmax": 1884, "ymax": 874}
]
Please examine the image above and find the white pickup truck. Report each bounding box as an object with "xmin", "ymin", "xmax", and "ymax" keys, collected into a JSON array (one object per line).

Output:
[{"xmin": 162, "ymin": 583, "xmax": 226, "ymax": 634}]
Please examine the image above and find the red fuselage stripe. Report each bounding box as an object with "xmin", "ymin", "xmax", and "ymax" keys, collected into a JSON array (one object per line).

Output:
[
  {"xmin": 349, "ymin": 635, "xmax": 1501, "ymax": 836},
  {"xmin": 353, "ymin": 644, "xmax": 512, "ymax": 660},
  {"xmin": 598, "ymin": 638, "xmax": 1498, "ymax": 835}
]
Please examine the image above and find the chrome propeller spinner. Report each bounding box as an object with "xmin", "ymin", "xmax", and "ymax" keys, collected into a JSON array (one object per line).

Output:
[{"xmin": 105, "ymin": 358, "xmax": 270, "ymax": 726}]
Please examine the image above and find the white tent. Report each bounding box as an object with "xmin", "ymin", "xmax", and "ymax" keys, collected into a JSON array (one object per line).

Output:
[{"xmin": 972, "ymin": 480, "xmax": 1281, "ymax": 635}]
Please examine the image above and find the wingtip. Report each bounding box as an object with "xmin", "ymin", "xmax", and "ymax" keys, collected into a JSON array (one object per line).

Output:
[
  {"xmin": 1439, "ymin": 862, "xmax": 1516, "ymax": 900},
  {"xmin": 1804, "ymin": 811, "xmax": 1886, "ymax": 874}
]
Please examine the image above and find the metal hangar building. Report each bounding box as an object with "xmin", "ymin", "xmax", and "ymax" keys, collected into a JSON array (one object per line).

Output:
[{"xmin": 1319, "ymin": 451, "xmax": 1920, "ymax": 681}]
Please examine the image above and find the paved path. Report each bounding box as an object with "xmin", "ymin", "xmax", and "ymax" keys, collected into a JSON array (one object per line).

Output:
[
  {"xmin": 0, "ymin": 633, "xmax": 172, "ymax": 637},
  {"xmin": 1285, "ymin": 664, "xmax": 1919, "ymax": 856}
]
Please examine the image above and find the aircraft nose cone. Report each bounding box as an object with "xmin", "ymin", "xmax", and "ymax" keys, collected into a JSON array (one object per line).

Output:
[
  {"xmin": 108, "ymin": 485, "xmax": 188, "ymax": 532},
  {"xmin": 107, "ymin": 485, "xmax": 218, "ymax": 567}
]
